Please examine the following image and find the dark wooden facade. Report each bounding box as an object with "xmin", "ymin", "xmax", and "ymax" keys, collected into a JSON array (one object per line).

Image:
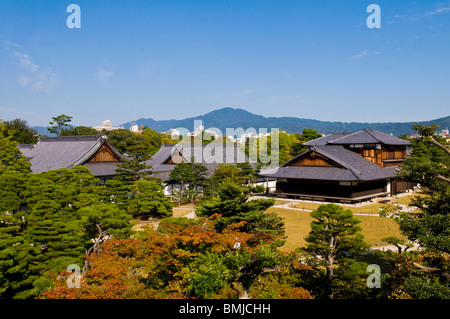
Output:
[
  {"xmin": 275, "ymin": 179, "xmax": 389, "ymax": 203},
  {"xmin": 346, "ymin": 144, "xmax": 407, "ymax": 168}
]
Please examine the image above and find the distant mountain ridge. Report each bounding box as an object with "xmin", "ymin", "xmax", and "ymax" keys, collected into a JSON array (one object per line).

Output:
[
  {"xmin": 31, "ymin": 107, "xmax": 449, "ymax": 137},
  {"xmin": 120, "ymin": 107, "xmax": 450, "ymax": 137}
]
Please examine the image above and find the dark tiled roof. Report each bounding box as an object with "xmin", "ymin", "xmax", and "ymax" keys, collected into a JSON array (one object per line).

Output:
[
  {"xmin": 146, "ymin": 142, "xmax": 254, "ymax": 181},
  {"xmin": 18, "ymin": 135, "xmax": 122, "ymax": 174},
  {"xmin": 327, "ymin": 129, "xmax": 411, "ymax": 146},
  {"xmin": 260, "ymin": 145, "xmax": 397, "ymax": 181},
  {"xmin": 82, "ymin": 162, "xmax": 121, "ymax": 177},
  {"xmin": 303, "ymin": 133, "xmax": 352, "ymax": 146}
]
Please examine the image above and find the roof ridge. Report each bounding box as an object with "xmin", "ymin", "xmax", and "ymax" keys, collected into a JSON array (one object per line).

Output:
[
  {"xmin": 363, "ymin": 129, "xmax": 382, "ymax": 143},
  {"xmin": 327, "ymin": 130, "xmax": 361, "ymax": 144},
  {"xmin": 71, "ymin": 138, "xmax": 105, "ymax": 168},
  {"xmin": 313, "ymin": 146, "xmax": 362, "ymax": 177}
]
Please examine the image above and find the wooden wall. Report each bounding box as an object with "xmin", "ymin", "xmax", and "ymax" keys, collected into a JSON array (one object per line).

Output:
[
  {"xmin": 357, "ymin": 146, "xmax": 406, "ymax": 167},
  {"xmin": 290, "ymin": 152, "xmax": 336, "ymax": 167},
  {"xmin": 87, "ymin": 144, "xmax": 121, "ymax": 163}
]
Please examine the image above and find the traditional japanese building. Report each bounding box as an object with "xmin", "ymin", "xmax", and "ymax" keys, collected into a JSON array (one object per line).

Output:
[
  {"xmin": 144, "ymin": 142, "xmax": 275, "ymax": 195},
  {"xmin": 19, "ymin": 135, "xmax": 124, "ymax": 184},
  {"xmin": 145, "ymin": 142, "xmax": 252, "ymax": 181},
  {"xmin": 260, "ymin": 129, "xmax": 414, "ymax": 203}
]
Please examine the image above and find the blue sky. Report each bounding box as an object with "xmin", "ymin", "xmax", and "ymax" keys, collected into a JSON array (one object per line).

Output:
[{"xmin": 0, "ymin": 0, "xmax": 449, "ymax": 127}]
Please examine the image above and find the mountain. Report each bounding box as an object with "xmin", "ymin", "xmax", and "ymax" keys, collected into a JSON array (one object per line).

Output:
[{"xmin": 121, "ymin": 107, "xmax": 450, "ymax": 137}]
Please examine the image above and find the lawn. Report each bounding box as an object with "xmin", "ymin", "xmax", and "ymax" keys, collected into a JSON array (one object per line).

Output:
[
  {"xmin": 267, "ymin": 207, "xmax": 314, "ymax": 252},
  {"xmin": 268, "ymin": 207, "xmax": 407, "ymax": 252},
  {"xmin": 389, "ymin": 193, "xmax": 429, "ymax": 206},
  {"xmin": 132, "ymin": 203, "xmax": 197, "ymax": 230},
  {"xmin": 289, "ymin": 202, "xmax": 397, "ymax": 215},
  {"xmin": 172, "ymin": 203, "xmax": 196, "ymax": 218},
  {"xmin": 346, "ymin": 203, "xmax": 397, "ymax": 215}
]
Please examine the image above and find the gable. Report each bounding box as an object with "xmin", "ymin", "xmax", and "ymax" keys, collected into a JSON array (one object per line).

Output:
[
  {"xmin": 86, "ymin": 143, "xmax": 121, "ymax": 163},
  {"xmin": 287, "ymin": 151, "xmax": 339, "ymax": 167},
  {"xmin": 162, "ymin": 151, "xmax": 184, "ymax": 164}
]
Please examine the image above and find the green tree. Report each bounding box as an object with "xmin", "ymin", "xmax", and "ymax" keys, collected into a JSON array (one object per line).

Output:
[
  {"xmin": 0, "ymin": 120, "xmax": 31, "ymax": 174},
  {"xmin": 300, "ymin": 128, "xmax": 322, "ymax": 141},
  {"xmin": 99, "ymin": 179, "xmax": 132, "ymax": 210},
  {"xmin": 141, "ymin": 127, "xmax": 164, "ymax": 155},
  {"xmin": 196, "ymin": 183, "xmax": 282, "ymax": 235},
  {"xmin": 0, "ymin": 171, "xmax": 28, "ymax": 215},
  {"xmin": 212, "ymin": 164, "xmax": 242, "ymax": 184},
  {"xmin": 128, "ymin": 180, "xmax": 173, "ymax": 219},
  {"xmin": 2, "ymin": 118, "xmax": 38, "ymax": 144},
  {"xmin": 236, "ymin": 162, "xmax": 257, "ymax": 185},
  {"xmin": 60, "ymin": 125, "xmax": 99, "ymax": 136},
  {"xmin": 303, "ymin": 204, "xmax": 369, "ymax": 299},
  {"xmin": 24, "ymin": 200, "xmax": 85, "ymax": 278},
  {"xmin": 78, "ymin": 202, "xmax": 134, "ymax": 240},
  {"xmin": 397, "ymin": 124, "xmax": 450, "ymax": 253},
  {"xmin": 48, "ymin": 114, "xmax": 72, "ymax": 137},
  {"xmin": 169, "ymin": 162, "xmax": 197, "ymax": 204},
  {"xmin": 183, "ymin": 252, "xmax": 231, "ymax": 298},
  {"xmin": 114, "ymin": 145, "xmax": 153, "ymax": 183},
  {"xmin": 0, "ymin": 215, "xmax": 41, "ymax": 298},
  {"xmin": 106, "ymin": 129, "xmax": 154, "ymax": 155}
]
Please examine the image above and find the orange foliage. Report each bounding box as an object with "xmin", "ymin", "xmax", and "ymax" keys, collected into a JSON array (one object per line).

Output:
[{"xmin": 41, "ymin": 218, "xmax": 292, "ymax": 299}]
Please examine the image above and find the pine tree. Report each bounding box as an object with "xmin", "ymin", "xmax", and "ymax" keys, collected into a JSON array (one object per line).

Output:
[
  {"xmin": 128, "ymin": 180, "xmax": 173, "ymax": 219},
  {"xmin": 303, "ymin": 204, "xmax": 369, "ymax": 299},
  {"xmin": 0, "ymin": 120, "xmax": 31, "ymax": 174},
  {"xmin": 25, "ymin": 200, "xmax": 85, "ymax": 274}
]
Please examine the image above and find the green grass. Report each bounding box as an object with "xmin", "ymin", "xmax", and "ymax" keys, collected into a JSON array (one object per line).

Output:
[
  {"xmin": 390, "ymin": 193, "xmax": 429, "ymax": 206},
  {"xmin": 268, "ymin": 207, "xmax": 407, "ymax": 252},
  {"xmin": 347, "ymin": 203, "xmax": 397, "ymax": 215},
  {"xmin": 292, "ymin": 202, "xmax": 323, "ymax": 211},
  {"xmin": 267, "ymin": 207, "xmax": 313, "ymax": 252},
  {"xmin": 172, "ymin": 203, "xmax": 196, "ymax": 217},
  {"xmin": 357, "ymin": 215, "xmax": 407, "ymax": 246}
]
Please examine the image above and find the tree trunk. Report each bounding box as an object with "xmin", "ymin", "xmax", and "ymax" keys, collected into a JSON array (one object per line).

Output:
[
  {"xmin": 429, "ymin": 136, "xmax": 450, "ymax": 156},
  {"xmin": 326, "ymin": 261, "xmax": 334, "ymax": 299}
]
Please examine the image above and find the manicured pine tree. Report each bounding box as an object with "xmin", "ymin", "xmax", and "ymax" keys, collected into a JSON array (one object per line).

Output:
[
  {"xmin": 78, "ymin": 202, "xmax": 134, "ymax": 240},
  {"xmin": 25, "ymin": 200, "xmax": 85, "ymax": 273},
  {"xmin": 303, "ymin": 204, "xmax": 369, "ymax": 299},
  {"xmin": 128, "ymin": 180, "xmax": 173, "ymax": 219}
]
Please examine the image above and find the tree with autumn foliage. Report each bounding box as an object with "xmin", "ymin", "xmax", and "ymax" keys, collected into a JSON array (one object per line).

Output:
[{"xmin": 41, "ymin": 217, "xmax": 312, "ymax": 299}]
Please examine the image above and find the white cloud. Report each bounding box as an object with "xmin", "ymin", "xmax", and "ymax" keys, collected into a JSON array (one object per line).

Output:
[
  {"xmin": 2, "ymin": 40, "xmax": 22, "ymax": 49},
  {"xmin": 351, "ymin": 51, "xmax": 371, "ymax": 59},
  {"xmin": 29, "ymin": 68, "xmax": 59, "ymax": 93},
  {"xmin": 94, "ymin": 68, "xmax": 114, "ymax": 84},
  {"xmin": 14, "ymin": 52, "xmax": 39, "ymax": 72},
  {"xmin": 8, "ymin": 48, "xmax": 59, "ymax": 93},
  {"xmin": 425, "ymin": 7, "xmax": 450, "ymax": 16},
  {"xmin": 16, "ymin": 74, "xmax": 31, "ymax": 86}
]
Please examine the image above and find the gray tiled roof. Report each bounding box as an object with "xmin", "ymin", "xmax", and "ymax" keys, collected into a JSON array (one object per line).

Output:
[
  {"xmin": 146, "ymin": 142, "xmax": 254, "ymax": 181},
  {"xmin": 18, "ymin": 135, "xmax": 122, "ymax": 174},
  {"xmin": 327, "ymin": 129, "xmax": 411, "ymax": 146},
  {"xmin": 82, "ymin": 162, "xmax": 121, "ymax": 177},
  {"xmin": 260, "ymin": 145, "xmax": 397, "ymax": 181},
  {"xmin": 303, "ymin": 133, "xmax": 351, "ymax": 146}
]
